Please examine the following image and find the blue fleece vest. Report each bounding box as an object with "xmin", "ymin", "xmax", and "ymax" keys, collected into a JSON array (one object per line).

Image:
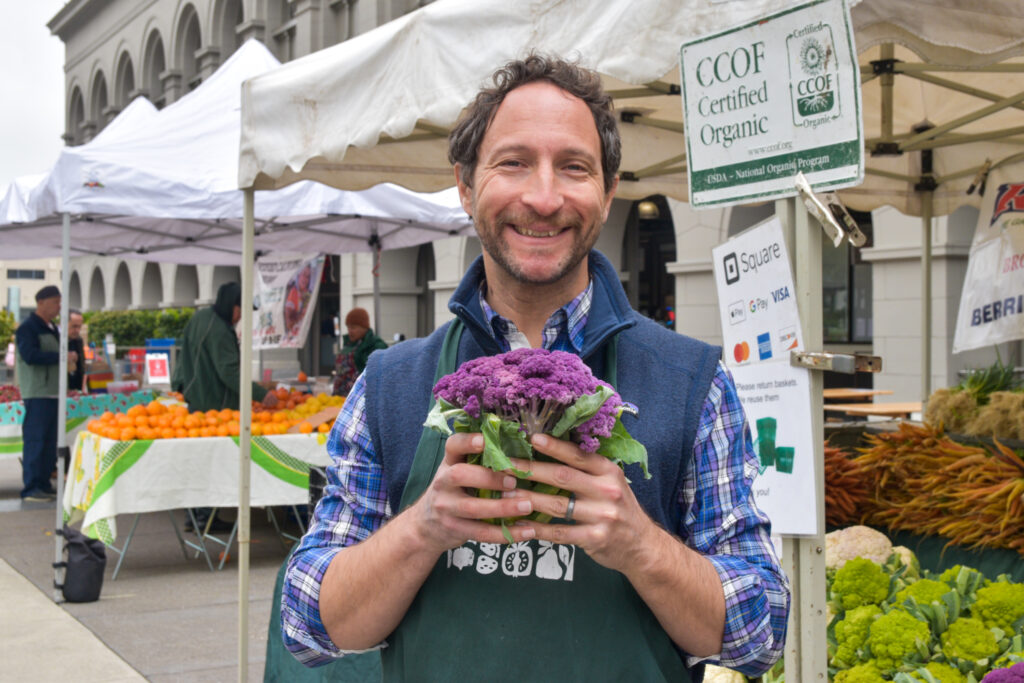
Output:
[{"xmin": 362, "ymin": 250, "xmax": 722, "ymax": 532}]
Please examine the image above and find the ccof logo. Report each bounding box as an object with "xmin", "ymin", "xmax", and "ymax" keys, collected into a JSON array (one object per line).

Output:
[
  {"xmin": 787, "ymin": 25, "xmax": 839, "ymax": 126},
  {"xmin": 733, "ymin": 341, "xmax": 750, "ymax": 364},
  {"xmin": 723, "ymin": 252, "xmax": 740, "ymax": 285}
]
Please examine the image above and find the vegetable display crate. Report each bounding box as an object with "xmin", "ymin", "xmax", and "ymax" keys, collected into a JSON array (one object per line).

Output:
[{"xmin": 0, "ymin": 390, "xmax": 156, "ymax": 454}]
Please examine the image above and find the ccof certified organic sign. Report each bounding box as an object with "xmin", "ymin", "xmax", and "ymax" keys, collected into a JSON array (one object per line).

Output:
[{"xmin": 680, "ymin": 0, "xmax": 862, "ymax": 208}]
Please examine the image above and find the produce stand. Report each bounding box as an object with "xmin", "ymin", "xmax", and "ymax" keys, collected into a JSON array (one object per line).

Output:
[
  {"xmin": 0, "ymin": 390, "xmax": 156, "ymax": 455},
  {"xmin": 61, "ymin": 429, "xmax": 330, "ymax": 576},
  {"xmin": 825, "ymin": 420, "xmax": 1024, "ymax": 581}
]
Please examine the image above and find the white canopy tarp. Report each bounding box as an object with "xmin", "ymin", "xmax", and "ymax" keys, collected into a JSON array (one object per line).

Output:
[
  {"xmin": 238, "ymin": 0, "xmax": 1024, "ymax": 218},
  {"xmin": 1, "ymin": 39, "xmax": 471, "ymax": 265}
]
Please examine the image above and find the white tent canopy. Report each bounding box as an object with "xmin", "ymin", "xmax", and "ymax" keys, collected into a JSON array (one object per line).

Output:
[
  {"xmin": 238, "ymin": 0, "xmax": 1024, "ymax": 218},
  {"xmin": 1, "ymin": 39, "xmax": 471, "ymax": 265}
]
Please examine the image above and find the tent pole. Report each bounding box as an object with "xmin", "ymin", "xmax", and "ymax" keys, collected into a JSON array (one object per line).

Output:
[
  {"xmin": 54, "ymin": 211, "xmax": 71, "ymax": 603},
  {"xmin": 238, "ymin": 189, "xmax": 255, "ymax": 683},
  {"xmin": 778, "ymin": 196, "xmax": 827, "ymax": 682},
  {"xmin": 372, "ymin": 224, "xmax": 382, "ymax": 332},
  {"xmin": 880, "ymin": 44, "xmax": 894, "ymax": 143},
  {"xmin": 921, "ymin": 192, "xmax": 933, "ymax": 403}
]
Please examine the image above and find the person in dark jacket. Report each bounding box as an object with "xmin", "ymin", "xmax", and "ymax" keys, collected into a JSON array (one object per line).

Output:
[
  {"xmin": 16, "ymin": 285, "xmax": 75, "ymax": 501},
  {"xmin": 332, "ymin": 307, "xmax": 388, "ymax": 396},
  {"xmin": 171, "ymin": 282, "xmax": 277, "ymax": 532},
  {"xmin": 172, "ymin": 282, "xmax": 277, "ymax": 412}
]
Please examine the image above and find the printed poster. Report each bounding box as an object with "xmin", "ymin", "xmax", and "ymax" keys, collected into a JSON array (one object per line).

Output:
[
  {"xmin": 953, "ymin": 165, "xmax": 1024, "ymax": 353},
  {"xmin": 253, "ymin": 253, "xmax": 325, "ymax": 349},
  {"xmin": 712, "ymin": 217, "xmax": 819, "ymax": 535}
]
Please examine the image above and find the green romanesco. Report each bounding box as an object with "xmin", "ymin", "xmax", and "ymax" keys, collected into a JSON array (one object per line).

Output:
[
  {"xmin": 834, "ymin": 605, "xmax": 883, "ymax": 667},
  {"xmin": 834, "ymin": 557, "xmax": 891, "ymax": 610},
  {"xmin": 971, "ymin": 582, "xmax": 1024, "ymax": 633},
  {"xmin": 867, "ymin": 609, "xmax": 932, "ymax": 672},
  {"xmin": 910, "ymin": 661, "xmax": 966, "ymax": 683},
  {"xmin": 895, "ymin": 578, "xmax": 952, "ymax": 607},
  {"xmin": 835, "ymin": 663, "xmax": 887, "ymax": 683},
  {"xmin": 941, "ymin": 617, "xmax": 1000, "ymax": 662}
]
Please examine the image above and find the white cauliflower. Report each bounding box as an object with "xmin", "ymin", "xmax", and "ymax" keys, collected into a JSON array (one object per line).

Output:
[
  {"xmin": 825, "ymin": 525, "xmax": 892, "ymax": 569},
  {"xmin": 703, "ymin": 664, "xmax": 747, "ymax": 683}
]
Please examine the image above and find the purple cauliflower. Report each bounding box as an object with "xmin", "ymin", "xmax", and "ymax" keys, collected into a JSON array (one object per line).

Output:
[
  {"xmin": 982, "ymin": 663, "xmax": 1024, "ymax": 683},
  {"xmin": 432, "ymin": 348, "xmax": 622, "ymax": 452}
]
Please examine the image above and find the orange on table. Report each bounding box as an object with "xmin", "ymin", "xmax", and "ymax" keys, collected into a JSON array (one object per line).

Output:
[
  {"xmin": 317, "ymin": 422, "xmax": 332, "ymax": 433},
  {"xmin": 298, "ymin": 421, "xmax": 313, "ymax": 434},
  {"xmin": 100, "ymin": 411, "xmax": 116, "ymax": 422},
  {"xmin": 187, "ymin": 427, "xmax": 200, "ymax": 438},
  {"xmin": 155, "ymin": 414, "xmax": 173, "ymax": 429},
  {"xmin": 297, "ymin": 371, "xmax": 308, "ymax": 382},
  {"xmin": 145, "ymin": 400, "xmax": 167, "ymax": 416},
  {"xmin": 127, "ymin": 404, "xmax": 146, "ymax": 418},
  {"xmin": 119, "ymin": 427, "xmax": 137, "ymax": 441},
  {"xmin": 133, "ymin": 415, "xmax": 150, "ymax": 428},
  {"xmin": 160, "ymin": 427, "xmax": 175, "ymax": 439},
  {"xmin": 251, "ymin": 423, "xmax": 263, "ymax": 436}
]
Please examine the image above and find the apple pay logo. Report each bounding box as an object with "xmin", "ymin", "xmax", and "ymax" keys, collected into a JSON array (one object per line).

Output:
[
  {"xmin": 723, "ymin": 252, "xmax": 740, "ymax": 285},
  {"xmin": 728, "ymin": 300, "xmax": 746, "ymax": 325}
]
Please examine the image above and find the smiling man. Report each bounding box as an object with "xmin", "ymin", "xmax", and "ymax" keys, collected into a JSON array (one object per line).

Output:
[{"xmin": 282, "ymin": 55, "xmax": 789, "ymax": 681}]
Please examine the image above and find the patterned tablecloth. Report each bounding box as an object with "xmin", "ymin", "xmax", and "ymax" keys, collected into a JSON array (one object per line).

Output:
[
  {"xmin": 0, "ymin": 391, "xmax": 157, "ymax": 453},
  {"xmin": 62, "ymin": 430, "xmax": 332, "ymax": 544}
]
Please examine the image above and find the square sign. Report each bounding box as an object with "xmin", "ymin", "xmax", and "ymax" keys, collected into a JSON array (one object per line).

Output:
[{"xmin": 680, "ymin": 0, "xmax": 862, "ymax": 208}]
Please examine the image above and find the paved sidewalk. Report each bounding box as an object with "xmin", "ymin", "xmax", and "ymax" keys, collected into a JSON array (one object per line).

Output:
[{"xmin": 0, "ymin": 557, "xmax": 145, "ymax": 682}]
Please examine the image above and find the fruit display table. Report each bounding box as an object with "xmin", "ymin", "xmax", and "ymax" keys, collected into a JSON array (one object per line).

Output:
[
  {"xmin": 62, "ymin": 430, "xmax": 331, "ymax": 546},
  {"xmin": 0, "ymin": 391, "xmax": 156, "ymax": 454}
]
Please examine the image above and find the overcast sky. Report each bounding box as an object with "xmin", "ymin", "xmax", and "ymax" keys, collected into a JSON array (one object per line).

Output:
[{"xmin": 0, "ymin": 2, "xmax": 67, "ymax": 187}]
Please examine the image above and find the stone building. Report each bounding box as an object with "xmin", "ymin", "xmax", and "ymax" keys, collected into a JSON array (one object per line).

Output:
[{"xmin": 47, "ymin": 0, "xmax": 1004, "ymax": 398}]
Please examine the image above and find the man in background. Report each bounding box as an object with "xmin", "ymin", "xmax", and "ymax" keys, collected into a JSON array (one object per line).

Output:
[
  {"xmin": 67, "ymin": 309, "xmax": 87, "ymax": 393},
  {"xmin": 16, "ymin": 285, "xmax": 75, "ymax": 502}
]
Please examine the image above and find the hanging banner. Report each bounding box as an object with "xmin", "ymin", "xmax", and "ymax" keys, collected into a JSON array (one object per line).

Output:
[
  {"xmin": 679, "ymin": 0, "xmax": 862, "ymax": 208},
  {"xmin": 712, "ymin": 217, "xmax": 818, "ymax": 535},
  {"xmin": 953, "ymin": 169, "xmax": 1024, "ymax": 353},
  {"xmin": 253, "ymin": 253, "xmax": 325, "ymax": 349}
]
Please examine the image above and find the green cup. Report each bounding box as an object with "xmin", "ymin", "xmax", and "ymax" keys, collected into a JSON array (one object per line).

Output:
[
  {"xmin": 775, "ymin": 446, "xmax": 795, "ymax": 474},
  {"xmin": 755, "ymin": 417, "xmax": 777, "ymax": 467}
]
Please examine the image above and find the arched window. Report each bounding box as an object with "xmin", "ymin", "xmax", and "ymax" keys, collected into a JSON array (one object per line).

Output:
[
  {"xmin": 90, "ymin": 71, "xmax": 108, "ymax": 127},
  {"xmin": 115, "ymin": 52, "xmax": 135, "ymax": 107},
  {"xmin": 143, "ymin": 30, "xmax": 166, "ymax": 108},
  {"xmin": 68, "ymin": 86, "xmax": 85, "ymax": 145},
  {"xmin": 214, "ymin": 0, "xmax": 244, "ymax": 58},
  {"xmin": 176, "ymin": 5, "xmax": 202, "ymax": 90}
]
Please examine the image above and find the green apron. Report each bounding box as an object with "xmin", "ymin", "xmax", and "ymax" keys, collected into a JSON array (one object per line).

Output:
[{"xmin": 384, "ymin": 321, "xmax": 692, "ymax": 682}]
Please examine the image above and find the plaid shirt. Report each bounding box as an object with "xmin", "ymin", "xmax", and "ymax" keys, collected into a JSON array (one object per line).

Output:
[{"xmin": 282, "ymin": 283, "xmax": 790, "ymax": 674}]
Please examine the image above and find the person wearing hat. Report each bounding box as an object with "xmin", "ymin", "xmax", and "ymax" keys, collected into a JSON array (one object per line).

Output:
[
  {"xmin": 172, "ymin": 282, "xmax": 278, "ymax": 532},
  {"xmin": 16, "ymin": 285, "xmax": 74, "ymax": 502},
  {"xmin": 332, "ymin": 308, "xmax": 388, "ymax": 396}
]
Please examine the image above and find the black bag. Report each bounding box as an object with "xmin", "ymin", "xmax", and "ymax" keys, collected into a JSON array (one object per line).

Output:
[{"xmin": 59, "ymin": 524, "xmax": 107, "ymax": 603}]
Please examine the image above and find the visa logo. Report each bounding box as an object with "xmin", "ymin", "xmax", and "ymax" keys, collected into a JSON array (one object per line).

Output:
[{"xmin": 771, "ymin": 286, "xmax": 791, "ymax": 303}]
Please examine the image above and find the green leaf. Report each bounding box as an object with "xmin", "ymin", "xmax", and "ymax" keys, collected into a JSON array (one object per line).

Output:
[
  {"xmin": 423, "ymin": 401, "xmax": 454, "ymax": 436},
  {"xmin": 551, "ymin": 385, "xmax": 614, "ymax": 438},
  {"xmin": 596, "ymin": 417, "xmax": 650, "ymax": 479},
  {"xmin": 480, "ymin": 414, "xmax": 530, "ymax": 477},
  {"xmin": 496, "ymin": 419, "xmax": 533, "ymax": 461}
]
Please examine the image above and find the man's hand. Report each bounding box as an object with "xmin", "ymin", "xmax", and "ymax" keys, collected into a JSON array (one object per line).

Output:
[
  {"xmin": 507, "ymin": 433, "xmax": 728, "ymax": 657},
  {"xmin": 67, "ymin": 351, "xmax": 78, "ymax": 365},
  {"xmin": 505, "ymin": 434, "xmax": 656, "ymax": 574},
  {"xmin": 407, "ymin": 432, "xmax": 537, "ymax": 555},
  {"xmin": 261, "ymin": 391, "xmax": 279, "ymax": 408}
]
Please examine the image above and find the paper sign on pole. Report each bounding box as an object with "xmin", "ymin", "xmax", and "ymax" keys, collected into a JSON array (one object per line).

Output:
[
  {"xmin": 953, "ymin": 169, "xmax": 1024, "ymax": 353},
  {"xmin": 679, "ymin": 0, "xmax": 862, "ymax": 208},
  {"xmin": 712, "ymin": 217, "xmax": 819, "ymax": 535},
  {"xmin": 253, "ymin": 253, "xmax": 326, "ymax": 349},
  {"xmin": 145, "ymin": 353, "xmax": 170, "ymax": 385}
]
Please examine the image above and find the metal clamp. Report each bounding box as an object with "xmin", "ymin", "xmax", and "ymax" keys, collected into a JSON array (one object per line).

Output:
[{"xmin": 791, "ymin": 350, "xmax": 882, "ymax": 374}]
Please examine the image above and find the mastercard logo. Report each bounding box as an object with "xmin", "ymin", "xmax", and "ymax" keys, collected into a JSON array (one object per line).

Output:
[{"xmin": 733, "ymin": 341, "xmax": 750, "ymax": 363}]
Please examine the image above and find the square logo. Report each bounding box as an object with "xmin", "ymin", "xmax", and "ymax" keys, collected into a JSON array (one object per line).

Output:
[
  {"xmin": 728, "ymin": 300, "xmax": 746, "ymax": 325},
  {"xmin": 723, "ymin": 252, "xmax": 739, "ymax": 285},
  {"xmin": 757, "ymin": 331, "xmax": 772, "ymax": 360}
]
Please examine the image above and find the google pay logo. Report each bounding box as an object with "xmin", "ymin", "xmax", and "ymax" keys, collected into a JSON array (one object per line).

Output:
[{"xmin": 723, "ymin": 252, "xmax": 740, "ymax": 285}]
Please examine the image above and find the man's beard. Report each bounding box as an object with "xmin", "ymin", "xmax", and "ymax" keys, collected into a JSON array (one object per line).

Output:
[{"xmin": 476, "ymin": 208, "xmax": 597, "ymax": 286}]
